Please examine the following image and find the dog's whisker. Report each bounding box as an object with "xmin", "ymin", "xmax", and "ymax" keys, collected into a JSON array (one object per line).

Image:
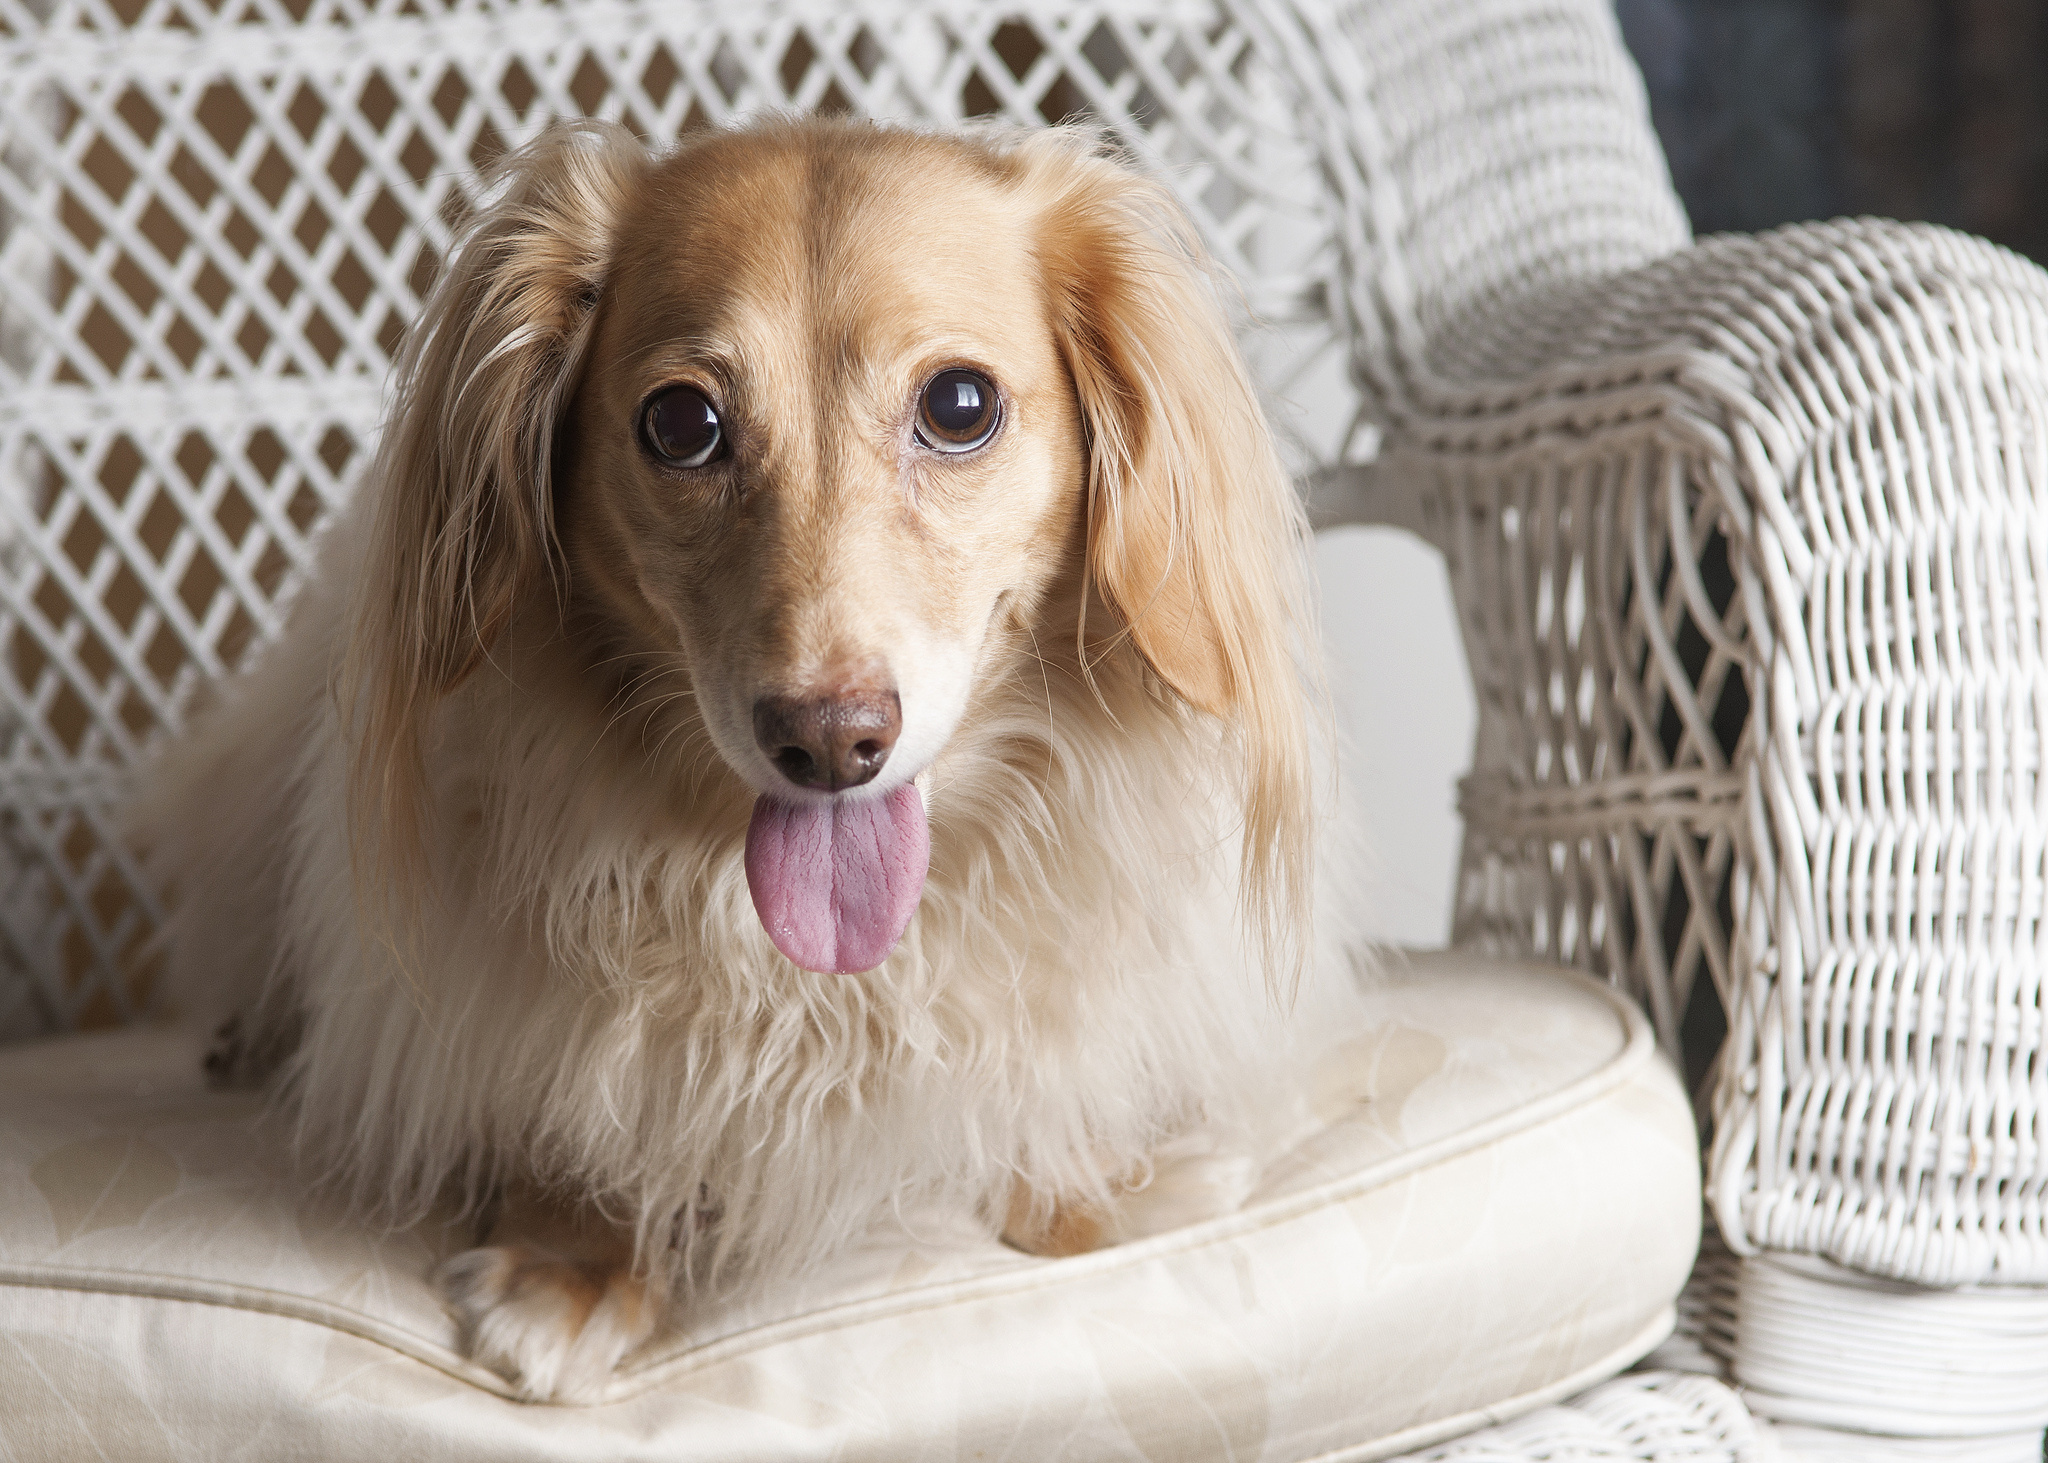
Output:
[
  {"xmin": 1020, "ymin": 619, "xmax": 1059, "ymax": 793},
  {"xmin": 638, "ymin": 697, "xmax": 709, "ymax": 764},
  {"xmin": 578, "ymin": 674, "xmax": 702, "ymax": 775}
]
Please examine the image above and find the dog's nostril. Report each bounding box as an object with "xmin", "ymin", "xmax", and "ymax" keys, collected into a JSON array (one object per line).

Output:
[
  {"xmin": 771, "ymin": 746, "xmax": 818, "ymax": 783},
  {"xmin": 753, "ymin": 687, "xmax": 903, "ymax": 793}
]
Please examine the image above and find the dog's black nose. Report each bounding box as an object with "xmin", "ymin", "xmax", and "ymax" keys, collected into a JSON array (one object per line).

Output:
[{"xmin": 753, "ymin": 687, "xmax": 902, "ymax": 792}]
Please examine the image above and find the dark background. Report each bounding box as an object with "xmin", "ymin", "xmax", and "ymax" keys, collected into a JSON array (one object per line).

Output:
[{"xmin": 1616, "ymin": 0, "xmax": 2048, "ymax": 264}]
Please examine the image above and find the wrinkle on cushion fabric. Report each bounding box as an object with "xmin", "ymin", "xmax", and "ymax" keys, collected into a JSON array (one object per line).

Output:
[{"xmin": 0, "ymin": 953, "xmax": 1699, "ymax": 1463}]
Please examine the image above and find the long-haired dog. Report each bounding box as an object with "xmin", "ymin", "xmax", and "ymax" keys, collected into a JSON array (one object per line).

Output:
[{"xmin": 140, "ymin": 117, "xmax": 1368, "ymax": 1400}]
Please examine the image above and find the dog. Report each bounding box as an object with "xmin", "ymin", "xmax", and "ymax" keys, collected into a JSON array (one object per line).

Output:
[{"xmin": 138, "ymin": 116, "xmax": 1370, "ymax": 1401}]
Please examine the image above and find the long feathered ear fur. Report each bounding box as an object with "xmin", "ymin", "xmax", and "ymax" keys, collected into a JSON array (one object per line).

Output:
[
  {"xmin": 344, "ymin": 120, "xmax": 647, "ymax": 890},
  {"xmin": 1017, "ymin": 130, "xmax": 1315, "ymax": 972}
]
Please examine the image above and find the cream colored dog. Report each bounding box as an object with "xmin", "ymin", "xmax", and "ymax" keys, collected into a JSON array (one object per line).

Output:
[{"xmin": 141, "ymin": 117, "xmax": 1366, "ymax": 1401}]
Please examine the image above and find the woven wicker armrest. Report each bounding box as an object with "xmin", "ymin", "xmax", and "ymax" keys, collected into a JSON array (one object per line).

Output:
[{"xmin": 1321, "ymin": 216, "xmax": 2048, "ymax": 1289}]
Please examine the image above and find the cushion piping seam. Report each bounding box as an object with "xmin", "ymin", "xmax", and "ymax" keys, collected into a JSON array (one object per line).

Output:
[{"xmin": 0, "ymin": 965, "xmax": 1665, "ymax": 1404}]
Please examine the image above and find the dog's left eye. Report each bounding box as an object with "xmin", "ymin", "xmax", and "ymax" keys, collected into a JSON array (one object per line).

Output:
[
  {"xmin": 915, "ymin": 369, "xmax": 999, "ymax": 453},
  {"xmin": 640, "ymin": 386, "xmax": 725, "ymax": 469}
]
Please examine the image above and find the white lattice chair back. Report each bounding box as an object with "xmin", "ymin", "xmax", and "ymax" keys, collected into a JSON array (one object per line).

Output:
[
  {"xmin": 0, "ymin": 0, "xmax": 1350, "ymax": 1038},
  {"xmin": 0, "ymin": 0, "xmax": 1685, "ymax": 1039}
]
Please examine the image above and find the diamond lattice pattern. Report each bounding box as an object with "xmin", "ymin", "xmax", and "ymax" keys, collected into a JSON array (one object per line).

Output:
[{"xmin": 1448, "ymin": 443, "xmax": 1751, "ymax": 1098}]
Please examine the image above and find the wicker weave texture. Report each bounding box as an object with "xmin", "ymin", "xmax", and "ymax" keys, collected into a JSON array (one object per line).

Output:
[
  {"xmin": 0, "ymin": 0, "xmax": 1365, "ymax": 1039},
  {"xmin": 1385, "ymin": 1372, "xmax": 1777, "ymax": 1463},
  {"xmin": 1698, "ymin": 223, "xmax": 2048, "ymax": 1285},
  {"xmin": 1272, "ymin": 0, "xmax": 1751, "ymax": 1088},
  {"xmin": 1340, "ymin": 196, "xmax": 2048, "ymax": 1284}
]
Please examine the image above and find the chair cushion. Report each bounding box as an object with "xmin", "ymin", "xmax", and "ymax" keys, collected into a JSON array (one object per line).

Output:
[{"xmin": 0, "ymin": 952, "xmax": 1698, "ymax": 1462}]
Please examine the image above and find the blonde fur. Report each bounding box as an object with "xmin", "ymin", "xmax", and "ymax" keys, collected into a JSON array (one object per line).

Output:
[{"xmin": 139, "ymin": 118, "xmax": 1365, "ymax": 1400}]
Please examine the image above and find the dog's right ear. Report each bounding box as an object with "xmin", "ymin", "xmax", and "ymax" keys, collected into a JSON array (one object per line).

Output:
[{"xmin": 347, "ymin": 121, "xmax": 646, "ymax": 874}]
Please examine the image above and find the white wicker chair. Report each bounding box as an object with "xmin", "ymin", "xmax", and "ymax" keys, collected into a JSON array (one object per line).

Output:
[{"xmin": 4, "ymin": 0, "xmax": 2046, "ymax": 1456}]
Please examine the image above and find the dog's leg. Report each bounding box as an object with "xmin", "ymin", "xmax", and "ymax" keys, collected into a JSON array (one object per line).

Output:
[
  {"xmin": 1001, "ymin": 1182, "xmax": 1112, "ymax": 1258},
  {"xmin": 1003, "ymin": 1125, "xmax": 1265, "ymax": 1259},
  {"xmin": 437, "ymin": 1184, "xmax": 662, "ymax": 1402},
  {"xmin": 1104, "ymin": 1128, "xmax": 1262, "ymax": 1241}
]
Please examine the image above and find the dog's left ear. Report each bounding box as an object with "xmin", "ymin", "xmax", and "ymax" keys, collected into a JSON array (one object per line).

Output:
[
  {"xmin": 1027, "ymin": 137, "xmax": 1301, "ymax": 721},
  {"xmin": 1023, "ymin": 132, "xmax": 1313, "ymax": 955}
]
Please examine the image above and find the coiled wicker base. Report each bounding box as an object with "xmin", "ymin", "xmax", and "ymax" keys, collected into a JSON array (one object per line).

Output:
[{"xmin": 1731, "ymin": 1256, "xmax": 2048, "ymax": 1460}]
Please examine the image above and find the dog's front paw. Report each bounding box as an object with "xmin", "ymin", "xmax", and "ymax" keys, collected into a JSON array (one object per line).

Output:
[{"xmin": 438, "ymin": 1244, "xmax": 661, "ymax": 1402}]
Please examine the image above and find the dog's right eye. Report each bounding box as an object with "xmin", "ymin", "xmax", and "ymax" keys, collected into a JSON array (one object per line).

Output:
[
  {"xmin": 640, "ymin": 386, "xmax": 725, "ymax": 469},
  {"xmin": 916, "ymin": 369, "xmax": 999, "ymax": 453}
]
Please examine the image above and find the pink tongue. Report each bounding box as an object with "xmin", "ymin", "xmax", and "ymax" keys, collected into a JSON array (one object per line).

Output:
[{"xmin": 745, "ymin": 784, "xmax": 930, "ymax": 973}]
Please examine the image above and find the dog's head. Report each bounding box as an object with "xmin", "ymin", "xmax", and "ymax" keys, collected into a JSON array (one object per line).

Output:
[{"xmin": 350, "ymin": 119, "xmax": 1310, "ymax": 974}]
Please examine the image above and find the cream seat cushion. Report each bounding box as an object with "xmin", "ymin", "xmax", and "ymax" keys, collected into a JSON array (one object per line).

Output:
[{"xmin": 0, "ymin": 952, "xmax": 1699, "ymax": 1462}]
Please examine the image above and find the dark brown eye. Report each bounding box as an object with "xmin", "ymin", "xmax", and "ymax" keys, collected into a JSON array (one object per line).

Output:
[
  {"xmin": 915, "ymin": 369, "xmax": 999, "ymax": 453},
  {"xmin": 640, "ymin": 385, "xmax": 724, "ymax": 468}
]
